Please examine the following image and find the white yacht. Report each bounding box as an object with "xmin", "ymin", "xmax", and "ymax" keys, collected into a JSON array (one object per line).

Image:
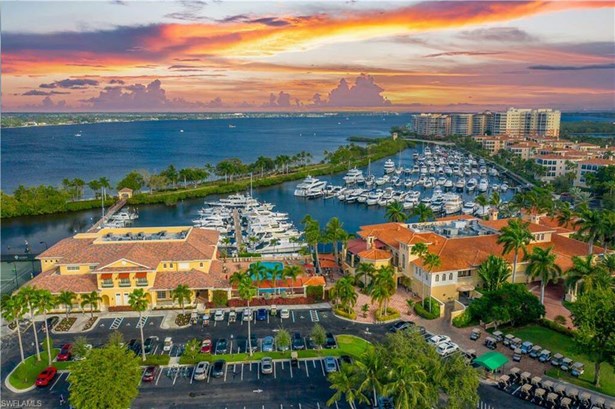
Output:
[
  {"xmin": 455, "ymin": 179, "xmax": 465, "ymax": 191},
  {"xmin": 207, "ymin": 193, "xmax": 259, "ymax": 208},
  {"xmin": 384, "ymin": 159, "xmax": 396, "ymax": 174},
  {"xmin": 466, "ymin": 178, "xmax": 477, "ymax": 192},
  {"xmin": 478, "ymin": 178, "xmax": 489, "ymax": 193},
  {"xmin": 500, "ymin": 183, "xmax": 509, "ymax": 192},
  {"xmin": 443, "ymin": 193, "xmax": 463, "ymax": 215},
  {"xmin": 462, "ymin": 201, "xmax": 476, "ymax": 215},
  {"xmin": 294, "ymin": 176, "xmax": 327, "ymax": 197},
  {"xmin": 366, "ymin": 190, "xmax": 382, "ymax": 206},
  {"xmin": 343, "ymin": 168, "xmax": 364, "ymax": 184},
  {"xmin": 374, "ymin": 176, "xmax": 388, "ymax": 186}
]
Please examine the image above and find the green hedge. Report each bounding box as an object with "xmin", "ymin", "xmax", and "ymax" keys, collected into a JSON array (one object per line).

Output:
[
  {"xmin": 414, "ymin": 302, "xmax": 439, "ymax": 320},
  {"xmin": 334, "ymin": 308, "xmax": 357, "ymax": 320},
  {"xmin": 211, "ymin": 290, "xmax": 228, "ymax": 307},
  {"xmin": 306, "ymin": 285, "xmax": 324, "ymax": 301},
  {"xmin": 452, "ymin": 310, "xmax": 474, "ymax": 328},
  {"xmin": 539, "ymin": 318, "xmax": 576, "ymax": 337},
  {"xmin": 374, "ymin": 307, "xmax": 400, "ymax": 322},
  {"xmin": 143, "ymin": 354, "xmax": 171, "ymax": 366}
]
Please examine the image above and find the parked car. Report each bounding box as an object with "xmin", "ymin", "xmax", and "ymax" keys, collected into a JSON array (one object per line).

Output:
[
  {"xmin": 510, "ymin": 337, "xmax": 522, "ymax": 350},
  {"xmin": 560, "ymin": 358, "xmax": 573, "ymax": 371},
  {"xmin": 388, "ymin": 321, "xmax": 413, "ymax": 333},
  {"xmin": 306, "ymin": 336, "xmax": 317, "ymax": 350},
  {"xmin": 214, "ymin": 310, "xmax": 225, "ymax": 321},
  {"xmin": 470, "ymin": 328, "xmax": 481, "ymax": 341},
  {"xmin": 228, "ymin": 310, "xmax": 237, "ymax": 323},
  {"xmin": 260, "ymin": 357, "xmax": 273, "ymax": 374},
  {"xmin": 436, "ymin": 341, "xmax": 459, "ymax": 357},
  {"xmin": 142, "ymin": 366, "xmax": 157, "ymax": 382},
  {"xmin": 280, "ymin": 309, "xmax": 290, "ymax": 319},
  {"xmin": 262, "ymin": 336, "xmax": 275, "ymax": 352},
  {"xmin": 550, "ymin": 353, "xmax": 564, "ymax": 367},
  {"xmin": 324, "ymin": 356, "xmax": 338, "ymax": 373},
  {"xmin": 512, "ymin": 348, "xmax": 522, "ymax": 362},
  {"xmin": 520, "ymin": 341, "xmax": 534, "ymax": 354},
  {"xmin": 292, "ymin": 332, "xmax": 305, "ymax": 350},
  {"xmin": 339, "ymin": 355, "xmax": 353, "ymax": 366},
  {"xmin": 538, "ymin": 349, "xmax": 552, "ymax": 363},
  {"xmin": 193, "ymin": 361, "xmax": 210, "ymax": 381},
  {"xmin": 256, "ymin": 308, "xmax": 268, "ymax": 321},
  {"xmin": 325, "ymin": 332, "xmax": 337, "ymax": 349},
  {"xmin": 42, "ymin": 316, "xmax": 59, "ymax": 333},
  {"xmin": 35, "ymin": 366, "xmax": 57, "ymax": 387},
  {"xmin": 215, "ymin": 338, "xmax": 228, "ymax": 354},
  {"xmin": 163, "ymin": 337, "xmax": 173, "ymax": 352},
  {"xmin": 427, "ymin": 335, "xmax": 451, "ymax": 346},
  {"xmin": 200, "ymin": 338, "xmax": 212, "ymax": 354},
  {"xmin": 571, "ymin": 362, "xmax": 585, "ymax": 377},
  {"xmin": 492, "ymin": 331, "xmax": 504, "ymax": 342},
  {"xmin": 529, "ymin": 345, "xmax": 542, "ymax": 359},
  {"xmin": 242, "ymin": 308, "xmax": 252, "ymax": 321},
  {"xmin": 484, "ymin": 337, "xmax": 497, "ymax": 350},
  {"xmin": 211, "ymin": 360, "xmax": 225, "ymax": 378},
  {"xmin": 143, "ymin": 336, "xmax": 159, "ymax": 354},
  {"xmin": 502, "ymin": 334, "xmax": 515, "ymax": 347},
  {"xmin": 57, "ymin": 343, "xmax": 73, "ymax": 361},
  {"xmin": 127, "ymin": 339, "xmax": 141, "ymax": 355}
]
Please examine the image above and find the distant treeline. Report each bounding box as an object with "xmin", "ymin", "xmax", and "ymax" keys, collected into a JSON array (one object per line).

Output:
[{"xmin": 1, "ymin": 137, "xmax": 410, "ymax": 218}]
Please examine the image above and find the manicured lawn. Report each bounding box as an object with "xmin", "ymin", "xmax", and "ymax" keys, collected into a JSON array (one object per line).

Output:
[
  {"xmin": 9, "ymin": 349, "xmax": 60, "ymax": 390},
  {"xmin": 510, "ymin": 325, "xmax": 615, "ymax": 397},
  {"xmin": 335, "ymin": 335, "xmax": 372, "ymax": 358}
]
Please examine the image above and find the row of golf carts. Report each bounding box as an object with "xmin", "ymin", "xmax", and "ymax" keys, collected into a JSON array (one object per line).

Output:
[
  {"xmin": 484, "ymin": 331, "xmax": 584, "ymax": 375},
  {"xmin": 497, "ymin": 367, "xmax": 613, "ymax": 409}
]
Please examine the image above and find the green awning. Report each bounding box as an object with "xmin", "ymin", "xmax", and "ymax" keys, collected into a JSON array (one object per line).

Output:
[{"xmin": 474, "ymin": 351, "xmax": 509, "ymax": 371}]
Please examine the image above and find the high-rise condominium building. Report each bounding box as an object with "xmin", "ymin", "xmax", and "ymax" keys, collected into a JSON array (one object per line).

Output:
[{"xmin": 505, "ymin": 108, "xmax": 560, "ymax": 137}]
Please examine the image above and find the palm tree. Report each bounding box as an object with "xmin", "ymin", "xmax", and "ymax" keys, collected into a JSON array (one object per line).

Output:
[
  {"xmin": 565, "ymin": 255, "xmax": 610, "ymax": 296},
  {"xmin": 303, "ymin": 215, "xmax": 323, "ymax": 274},
  {"xmin": 490, "ymin": 191, "xmax": 501, "ymax": 211},
  {"xmin": 476, "ymin": 255, "xmax": 511, "ymax": 291},
  {"xmin": 230, "ymin": 272, "xmax": 257, "ymax": 355},
  {"xmin": 279, "ymin": 265, "xmax": 301, "ymax": 296},
  {"xmin": 128, "ymin": 289, "xmax": 149, "ymax": 362},
  {"xmin": 383, "ymin": 362, "xmax": 430, "ymax": 409},
  {"xmin": 1, "ymin": 294, "xmax": 26, "ymax": 362},
  {"xmin": 574, "ymin": 207, "xmax": 602, "ymax": 255},
  {"xmin": 411, "ymin": 203, "xmax": 434, "ymax": 223},
  {"xmin": 331, "ymin": 277, "xmax": 357, "ymax": 314},
  {"xmin": 422, "ymin": 253, "xmax": 441, "ymax": 312},
  {"xmin": 171, "ymin": 284, "xmax": 192, "ymax": 313},
  {"xmin": 525, "ymin": 247, "xmax": 562, "ymax": 305},
  {"xmin": 385, "ymin": 201, "xmax": 407, "ymax": 223},
  {"xmin": 18, "ymin": 286, "xmax": 42, "ymax": 361},
  {"xmin": 355, "ymin": 263, "xmax": 376, "ymax": 289},
  {"xmin": 410, "ymin": 242, "xmax": 428, "ymax": 259},
  {"xmin": 325, "ymin": 217, "xmax": 347, "ymax": 264},
  {"xmin": 327, "ymin": 364, "xmax": 366, "ymax": 409},
  {"xmin": 556, "ymin": 202, "xmax": 574, "ymax": 228},
  {"xmin": 57, "ymin": 291, "xmax": 76, "ymax": 318},
  {"xmin": 475, "ymin": 194, "xmax": 489, "ymax": 217},
  {"xmin": 370, "ymin": 266, "xmax": 396, "ymax": 315},
  {"xmin": 247, "ymin": 262, "xmax": 267, "ymax": 296},
  {"xmin": 496, "ymin": 219, "xmax": 533, "ymax": 283},
  {"xmin": 355, "ymin": 347, "xmax": 385, "ymax": 405},
  {"xmin": 36, "ymin": 290, "xmax": 57, "ymax": 365},
  {"xmin": 80, "ymin": 291, "xmax": 102, "ymax": 318},
  {"xmin": 600, "ymin": 253, "xmax": 615, "ymax": 275}
]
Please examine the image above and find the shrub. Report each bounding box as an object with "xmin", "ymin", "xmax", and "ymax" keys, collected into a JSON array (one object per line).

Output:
[
  {"xmin": 82, "ymin": 317, "xmax": 98, "ymax": 331},
  {"xmin": 374, "ymin": 307, "xmax": 400, "ymax": 322},
  {"xmin": 55, "ymin": 317, "xmax": 77, "ymax": 332},
  {"xmin": 414, "ymin": 303, "xmax": 439, "ymax": 320},
  {"xmin": 452, "ymin": 310, "xmax": 473, "ymax": 328},
  {"xmin": 334, "ymin": 308, "xmax": 357, "ymax": 320},
  {"xmin": 211, "ymin": 290, "xmax": 228, "ymax": 307},
  {"xmin": 539, "ymin": 318, "xmax": 576, "ymax": 337},
  {"xmin": 554, "ymin": 315, "xmax": 567, "ymax": 326},
  {"xmin": 175, "ymin": 313, "xmax": 191, "ymax": 327},
  {"xmin": 306, "ymin": 285, "xmax": 324, "ymax": 301},
  {"xmin": 143, "ymin": 354, "xmax": 170, "ymax": 366}
]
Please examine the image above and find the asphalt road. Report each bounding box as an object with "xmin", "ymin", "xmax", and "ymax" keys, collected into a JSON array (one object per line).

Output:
[{"xmin": 1, "ymin": 308, "xmax": 537, "ymax": 409}]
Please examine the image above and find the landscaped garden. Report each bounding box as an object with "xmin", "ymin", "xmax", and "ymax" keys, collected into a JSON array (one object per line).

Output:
[{"xmin": 8, "ymin": 348, "xmax": 60, "ymax": 390}]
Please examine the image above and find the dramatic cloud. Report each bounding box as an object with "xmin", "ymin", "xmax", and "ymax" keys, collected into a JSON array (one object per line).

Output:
[
  {"xmin": 22, "ymin": 90, "xmax": 70, "ymax": 96},
  {"xmin": 528, "ymin": 63, "xmax": 615, "ymax": 71},
  {"xmin": 325, "ymin": 74, "xmax": 391, "ymax": 107},
  {"xmin": 459, "ymin": 27, "xmax": 536, "ymax": 42},
  {"xmin": 424, "ymin": 51, "xmax": 502, "ymax": 58},
  {"xmin": 40, "ymin": 78, "xmax": 99, "ymax": 89},
  {"xmin": 263, "ymin": 91, "xmax": 293, "ymax": 107}
]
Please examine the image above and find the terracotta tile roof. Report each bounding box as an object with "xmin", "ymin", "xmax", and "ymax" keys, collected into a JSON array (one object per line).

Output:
[
  {"xmin": 96, "ymin": 266, "xmax": 155, "ymax": 272},
  {"xmin": 357, "ymin": 248, "xmax": 392, "ymax": 260},
  {"xmin": 37, "ymin": 228, "xmax": 219, "ymax": 269},
  {"xmin": 579, "ymin": 158, "xmax": 615, "ymax": 166},
  {"xmin": 479, "ymin": 219, "xmax": 555, "ymax": 234},
  {"xmin": 535, "ymin": 155, "xmax": 571, "ymax": 161},
  {"xmin": 358, "ymin": 223, "xmax": 415, "ymax": 249},
  {"xmin": 436, "ymin": 214, "xmax": 476, "ymax": 222},
  {"xmin": 152, "ymin": 269, "xmax": 229, "ymax": 290},
  {"xmin": 346, "ymin": 238, "xmax": 367, "ymax": 254},
  {"xmin": 537, "ymin": 216, "xmax": 578, "ymax": 233},
  {"xmin": 27, "ymin": 268, "xmax": 98, "ymax": 294}
]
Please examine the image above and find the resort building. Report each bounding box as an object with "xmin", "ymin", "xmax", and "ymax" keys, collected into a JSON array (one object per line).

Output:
[
  {"xmin": 505, "ymin": 108, "xmax": 561, "ymax": 138},
  {"xmin": 27, "ymin": 226, "xmax": 323, "ymax": 310},
  {"xmin": 506, "ymin": 141, "xmax": 540, "ymax": 160},
  {"xmin": 534, "ymin": 155, "xmax": 581, "ymax": 182},
  {"xmin": 411, "ymin": 113, "xmax": 451, "ymax": 137},
  {"xmin": 450, "ymin": 114, "xmax": 474, "ymax": 136},
  {"xmin": 344, "ymin": 215, "xmax": 600, "ymax": 303},
  {"xmin": 574, "ymin": 158, "xmax": 615, "ymax": 187}
]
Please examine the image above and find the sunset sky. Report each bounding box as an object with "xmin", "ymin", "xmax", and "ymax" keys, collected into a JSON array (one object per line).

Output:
[{"xmin": 3, "ymin": 1, "xmax": 614, "ymax": 112}]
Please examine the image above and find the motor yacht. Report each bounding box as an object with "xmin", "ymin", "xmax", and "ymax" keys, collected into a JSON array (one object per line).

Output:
[
  {"xmin": 478, "ymin": 178, "xmax": 489, "ymax": 193},
  {"xmin": 343, "ymin": 168, "xmax": 364, "ymax": 185},
  {"xmin": 384, "ymin": 159, "xmax": 396, "ymax": 174},
  {"xmin": 466, "ymin": 178, "xmax": 477, "ymax": 192},
  {"xmin": 294, "ymin": 176, "xmax": 327, "ymax": 197},
  {"xmin": 461, "ymin": 201, "xmax": 476, "ymax": 215},
  {"xmin": 366, "ymin": 190, "xmax": 382, "ymax": 206},
  {"xmin": 455, "ymin": 179, "xmax": 465, "ymax": 191}
]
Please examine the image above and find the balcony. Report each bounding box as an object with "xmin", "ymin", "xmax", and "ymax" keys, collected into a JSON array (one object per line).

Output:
[
  {"xmin": 136, "ymin": 280, "xmax": 148, "ymax": 287},
  {"xmin": 118, "ymin": 280, "xmax": 131, "ymax": 288},
  {"xmin": 101, "ymin": 281, "xmax": 114, "ymax": 288}
]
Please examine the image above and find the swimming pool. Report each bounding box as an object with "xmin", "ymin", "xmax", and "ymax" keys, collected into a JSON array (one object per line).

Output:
[{"xmin": 249, "ymin": 261, "xmax": 283, "ymax": 280}]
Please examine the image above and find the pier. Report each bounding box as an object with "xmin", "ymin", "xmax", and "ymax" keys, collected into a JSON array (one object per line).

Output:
[
  {"xmin": 87, "ymin": 199, "xmax": 126, "ymax": 232},
  {"xmin": 232, "ymin": 209, "xmax": 243, "ymax": 248}
]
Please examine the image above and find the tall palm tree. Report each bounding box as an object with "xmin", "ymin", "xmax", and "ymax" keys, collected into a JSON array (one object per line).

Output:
[
  {"xmin": 57, "ymin": 291, "xmax": 76, "ymax": 318},
  {"xmin": 355, "ymin": 263, "xmax": 376, "ymax": 289},
  {"xmin": 171, "ymin": 284, "xmax": 192, "ymax": 313},
  {"xmin": 525, "ymin": 247, "xmax": 562, "ymax": 305},
  {"xmin": 325, "ymin": 217, "xmax": 347, "ymax": 264},
  {"xmin": 18, "ymin": 286, "xmax": 42, "ymax": 361},
  {"xmin": 574, "ymin": 207, "xmax": 602, "ymax": 255},
  {"xmin": 36, "ymin": 290, "xmax": 57, "ymax": 365},
  {"xmin": 80, "ymin": 291, "xmax": 102, "ymax": 318},
  {"xmin": 476, "ymin": 255, "xmax": 511, "ymax": 291},
  {"xmin": 383, "ymin": 362, "xmax": 430, "ymax": 409},
  {"xmin": 303, "ymin": 215, "xmax": 323, "ymax": 274},
  {"xmin": 331, "ymin": 277, "xmax": 357, "ymax": 314},
  {"xmin": 370, "ymin": 266, "xmax": 396, "ymax": 315},
  {"xmin": 355, "ymin": 347, "xmax": 384, "ymax": 405},
  {"xmin": 327, "ymin": 364, "xmax": 366, "ymax": 409},
  {"xmin": 1, "ymin": 294, "xmax": 26, "ymax": 362},
  {"xmin": 496, "ymin": 219, "xmax": 533, "ymax": 283},
  {"xmin": 230, "ymin": 272, "xmax": 257, "ymax": 355},
  {"xmin": 490, "ymin": 191, "xmax": 501, "ymax": 211},
  {"xmin": 600, "ymin": 253, "xmax": 615, "ymax": 275},
  {"xmin": 475, "ymin": 194, "xmax": 489, "ymax": 218},
  {"xmin": 410, "ymin": 242, "xmax": 428, "ymax": 259},
  {"xmin": 411, "ymin": 203, "xmax": 434, "ymax": 223},
  {"xmin": 422, "ymin": 253, "xmax": 441, "ymax": 312},
  {"xmin": 247, "ymin": 262, "xmax": 267, "ymax": 296},
  {"xmin": 279, "ymin": 265, "xmax": 301, "ymax": 296},
  {"xmin": 565, "ymin": 255, "xmax": 610, "ymax": 296},
  {"xmin": 385, "ymin": 201, "xmax": 407, "ymax": 223},
  {"xmin": 556, "ymin": 202, "xmax": 574, "ymax": 228},
  {"xmin": 128, "ymin": 289, "xmax": 149, "ymax": 361}
]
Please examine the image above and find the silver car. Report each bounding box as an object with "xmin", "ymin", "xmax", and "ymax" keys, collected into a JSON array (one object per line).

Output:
[
  {"xmin": 261, "ymin": 357, "xmax": 273, "ymax": 375},
  {"xmin": 324, "ymin": 356, "xmax": 338, "ymax": 373},
  {"xmin": 193, "ymin": 361, "xmax": 210, "ymax": 381}
]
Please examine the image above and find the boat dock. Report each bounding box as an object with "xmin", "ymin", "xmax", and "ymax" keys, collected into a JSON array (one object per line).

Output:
[
  {"xmin": 232, "ymin": 209, "xmax": 243, "ymax": 248},
  {"xmin": 88, "ymin": 199, "xmax": 126, "ymax": 232}
]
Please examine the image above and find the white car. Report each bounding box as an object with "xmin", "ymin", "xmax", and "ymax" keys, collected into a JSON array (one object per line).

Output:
[
  {"xmin": 242, "ymin": 308, "xmax": 252, "ymax": 321},
  {"xmin": 436, "ymin": 341, "xmax": 459, "ymax": 356},
  {"xmin": 193, "ymin": 361, "xmax": 210, "ymax": 381},
  {"xmin": 214, "ymin": 310, "xmax": 225, "ymax": 321},
  {"xmin": 280, "ymin": 309, "xmax": 290, "ymax": 319},
  {"xmin": 163, "ymin": 337, "xmax": 173, "ymax": 352},
  {"xmin": 427, "ymin": 335, "xmax": 451, "ymax": 346}
]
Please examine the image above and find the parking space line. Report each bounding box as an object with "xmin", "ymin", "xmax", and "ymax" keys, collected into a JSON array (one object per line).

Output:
[
  {"xmin": 267, "ymin": 314, "xmax": 270, "ymax": 324},
  {"xmin": 273, "ymin": 361, "xmax": 276, "ymax": 379},
  {"xmin": 317, "ymin": 403, "xmax": 321, "ymax": 409},
  {"xmin": 312, "ymin": 360, "xmax": 316, "ymax": 368},
  {"xmin": 298, "ymin": 404, "xmax": 301, "ymax": 409},
  {"xmin": 138, "ymin": 368, "xmax": 147, "ymax": 386},
  {"xmin": 289, "ymin": 360, "xmax": 293, "ymax": 378},
  {"xmin": 152, "ymin": 345, "xmax": 159, "ymax": 355},
  {"xmin": 292, "ymin": 310, "xmax": 296, "ymax": 323},
  {"xmin": 190, "ymin": 366, "xmax": 195, "ymax": 384},
  {"xmin": 281, "ymin": 360, "xmax": 284, "ymax": 370},
  {"xmin": 224, "ymin": 364, "xmax": 228, "ymax": 382},
  {"xmin": 320, "ymin": 359, "xmax": 326, "ymax": 376},
  {"xmin": 49, "ymin": 372, "xmax": 65, "ymax": 390},
  {"xmin": 207, "ymin": 367, "xmax": 211, "ymax": 383},
  {"xmin": 257, "ymin": 363, "xmax": 260, "ymax": 380},
  {"xmin": 335, "ymin": 401, "xmax": 340, "ymax": 409},
  {"xmin": 173, "ymin": 368, "xmax": 179, "ymax": 385},
  {"xmin": 305, "ymin": 360, "xmax": 310, "ymax": 377},
  {"xmin": 155, "ymin": 367, "xmax": 163, "ymax": 385},
  {"xmin": 241, "ymin": 363, "xmax": 244, "ymax": 380}
]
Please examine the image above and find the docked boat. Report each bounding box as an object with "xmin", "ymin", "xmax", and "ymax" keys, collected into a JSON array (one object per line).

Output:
[
  {"xmin": 384, "ymin": 159, "xmax": 396, "ymax": 174},
  {"xmin": 343, "ymin": 168, "xmax": 364, "ymax": 185},
  {"xmin": 455, "ymin": 179, "xmax": 466, "ymax": 191},
  {"xmin": 466, "ymin": 178, "xmax": 477, "ymax": 192},
  {"xmin": 443, "ymin": 193, "xmax": 463, "ymax": 215},
  {"xmin": 500, "ymin": 183, "xmax": 509, "ymax": 192},
  {"xmin": 461, "ymin": 201, "xmax": 476, "ymax": 215},
  {"xmin": 478, "ymin": 178, "xmax": 489, "ymax": 192},
  {"xmin": 294, "ymin": 176, "xmax": 327, "ymax": 197},
  {"xmin": 366, "ymin": 190, "xmax": 382, "ymax": 206}
]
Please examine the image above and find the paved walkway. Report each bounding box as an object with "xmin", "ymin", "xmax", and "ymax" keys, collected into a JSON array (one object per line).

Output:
[{"xmin": 528, "ymin": 282, "xmax": 574, "ymax": 328}]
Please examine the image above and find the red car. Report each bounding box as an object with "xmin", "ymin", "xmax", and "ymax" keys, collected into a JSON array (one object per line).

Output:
[
  {"xmin": 200, "ymin": 338, "xmax": 212, "ymax": 354},
  {"xmin": 142, "ymin": 366, "xmax": 157, "ymax": 382},
  {"xmin": 36, "ymin": 366, "xmax": 57, "ymax": 387},
  {"xmin": 57, "ymin": 343, "xmax": 73, "ymax": 361}
]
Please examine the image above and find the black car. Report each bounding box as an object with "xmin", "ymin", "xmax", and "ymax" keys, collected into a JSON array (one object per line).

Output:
[
  {"xmin": 215, "ymin": 339, "xmax": 228, "ymax": 354},
  {"xmin": 388, "ymin": 321, "xmax": 414, "ymax": 333},
  {"xmin": 339, "ymin": 355, "xmax": 353, "ymax": 366},
  {"xmin": 127, "ymin": 339, "xmax": 141, "ymax": 355},
  {"xmin": 292, "ymin": 333, "xmax": 305, "ymax": 350},
  {"xmin": 241, "ymin": 335, "xmax": 258, "ymax": 353},
  {"xmin": 143, "ymin": 336, "xmax": 158, "ymax": 354},
  {"xmin": 306, "ymin": 336, "xmax": 317, "ymax": 350},
  {"xmin": 325, "ymin": 332, "xmax": 337, "ymax": 349},
  {"xmin": 211, "ymin": 360, "xmax": 226, "ymax": 378}
]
